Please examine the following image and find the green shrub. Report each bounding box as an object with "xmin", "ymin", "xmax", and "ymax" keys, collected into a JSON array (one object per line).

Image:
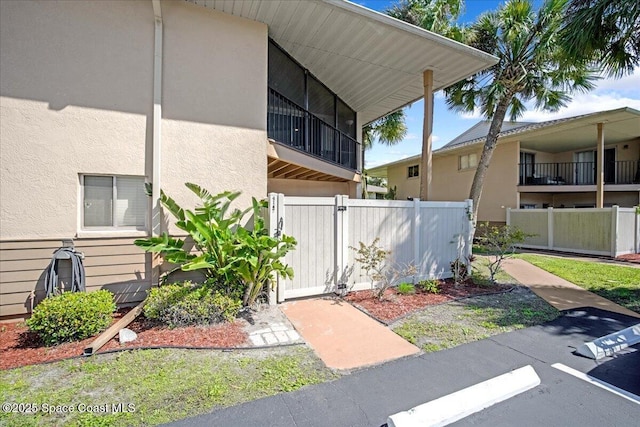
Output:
[
  {"xmin": 26, "ymin": 290, "xmax": 115, "ymax": 346},
  {"xmin": 144, "ymin": 281, "xmax": 242, "ymax": 328},
  {"xmin": 396, "ymin": 282, "xmax": 415, "ymax": 295},
  {"xmin": 417, "ymin": 279, "xmax": 440, "ymax": 294}
]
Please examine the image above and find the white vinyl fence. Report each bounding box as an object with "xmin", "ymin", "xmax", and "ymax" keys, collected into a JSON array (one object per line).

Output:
[
  {"xmin": 267, "ymin": 194, "xmax": 473, "ymax": 302},
  {"xmin": 507, "ymin": 206, "xmax": 640, "ymax": 257}
]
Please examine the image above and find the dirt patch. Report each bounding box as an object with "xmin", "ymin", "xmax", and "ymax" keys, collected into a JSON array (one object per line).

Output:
[
  {"xmin": 0, "ymin": 309, "xmax": 249, "ymax": 370},
  {"xmin": 391, "ymin": 286, "xmax": 560, "ymax": 352},
  {"xmin": 343, "ymin": 280, "xmax": 511, "ymax": 323}
]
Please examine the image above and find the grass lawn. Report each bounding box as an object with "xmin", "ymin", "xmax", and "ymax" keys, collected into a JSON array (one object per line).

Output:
[
  {"xmin": 393, "ymin": 256, "xmax": 559, "ymax": 353},
  {"xmin": 517, "ymin": 254, "xmax": 640, "ymax": 314},
  {"xmin": 0, "ymin": 346, "xmax": 335, "ymax": 427}
]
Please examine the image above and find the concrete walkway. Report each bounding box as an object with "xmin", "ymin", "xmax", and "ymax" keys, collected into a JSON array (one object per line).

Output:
[
  {"xmin": 281, "ymin": 298, "xmax": 419, "ymax": 370},
  {"xmin": 502, "ymin": 258, "xmax": 640, "ymax": 318}
]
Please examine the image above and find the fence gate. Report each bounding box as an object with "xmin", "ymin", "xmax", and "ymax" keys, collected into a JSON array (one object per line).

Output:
[{"xmin": 268, "ymin": 194, "xmax": 473, "ymax": 303}]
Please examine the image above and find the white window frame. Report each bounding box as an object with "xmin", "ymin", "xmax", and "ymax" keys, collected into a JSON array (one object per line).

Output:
[
  {"xmin": 78, "ymin": 174, "xmax": 149, "ymax": 237},
  {"xmin": 407, "ymin": 164, "xmax": 419, "ymax": 178}
]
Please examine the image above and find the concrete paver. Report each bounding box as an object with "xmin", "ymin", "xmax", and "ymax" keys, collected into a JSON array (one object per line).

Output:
[
  {"xmin": 502, "ymin": 258, "xmax": 640, "ymax": 318},
  {"xmin": 280, "ymin": 298, "xmax": 420, "ymax": 370},
  {"xmin": 246, "ymin": 319, "xmax": 303, "ymax": 347}
]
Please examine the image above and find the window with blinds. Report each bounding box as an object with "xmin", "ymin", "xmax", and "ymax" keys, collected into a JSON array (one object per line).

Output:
[
  {"xmin": 82, "ymin": 175, "xmax": 147, "ymax": 229},
  {"xmin": 459, "ymin": 153, "xmax": 478, "ymax": 170}
]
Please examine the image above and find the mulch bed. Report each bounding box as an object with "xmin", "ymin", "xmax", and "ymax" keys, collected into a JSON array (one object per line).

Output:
[
  {"xmin": 343, "ymin": 280, "xmax": 511, "ymax": 324},
  {"xmin": 0, "ymin": 309, "xmax": 248, "ymax": 370},
  {"xmin": 616, "ymin": 253, "xmax": 640, "ymax": 264}
]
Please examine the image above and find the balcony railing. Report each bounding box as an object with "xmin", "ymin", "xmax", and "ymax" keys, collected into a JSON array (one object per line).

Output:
[
  {"xmin": 518, "ymin": 161, "xmax": 640, "ymax": 185},
  {"xmin": 267, "ymin": 88, "xmax": 360, "ymax": 171}
]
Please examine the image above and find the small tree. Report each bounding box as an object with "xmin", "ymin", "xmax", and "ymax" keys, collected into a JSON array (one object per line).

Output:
[
  {"xmin": 351, "ymin": 238, "xmax": 417, "ymax": 300},
  {"xmin": 444, "ymin": 0, "xmax": 597, "ymax": 227},
  {"xmin": 475, "ymin": 223, "xmax": 530, "ymax": 283}
]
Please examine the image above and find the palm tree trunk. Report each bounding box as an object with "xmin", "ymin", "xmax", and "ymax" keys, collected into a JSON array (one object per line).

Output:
[{"xmin": 469, "ymin": 96, "xmax": 512, "ymax": 227}]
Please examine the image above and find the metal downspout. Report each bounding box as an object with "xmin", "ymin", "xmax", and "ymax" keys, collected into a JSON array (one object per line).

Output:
[{"xmin": 151, "ymin": 0, "xmax": 162, "ymax": 237}]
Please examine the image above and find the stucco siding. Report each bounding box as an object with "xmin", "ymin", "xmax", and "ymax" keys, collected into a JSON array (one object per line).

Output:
[
  {"xmin": 0, "ymin": 0, "xmax": 153, "ymax": 240},
  {"xmin": 0, "ymin": 0, "xmax": 269, "ymax": 240},
  {"xmin": 160, "ymin": 1, "xmax": 268, "ymax": 222},
  {"xmin": 387, "ymin": 162, "xmax": 420, "ymax": 200},
  {"xmin": 430, "ymin": 142, "xmax": 519, "ymax": 222},
  {"xmin": 552, "ymin": 192, "xmax": 639, "ymax": 208},
  {"xmin": 386, "ymin": 143, "xmax": 520, "ymax": 221},
  {"xmin": 268, "ymin": 178, "xmax": 354, "ymax": 197}
]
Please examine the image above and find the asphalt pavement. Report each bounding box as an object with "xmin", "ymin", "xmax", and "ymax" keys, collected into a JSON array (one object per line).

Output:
[{"xmin": 166, "ymin": 307, "xmax": 639, "ymax": 427}]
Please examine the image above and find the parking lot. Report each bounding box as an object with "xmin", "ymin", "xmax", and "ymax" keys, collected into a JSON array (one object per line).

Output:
[{"xmin": 169, "ymin": 307, "xmax": 639, "ymax": 427}]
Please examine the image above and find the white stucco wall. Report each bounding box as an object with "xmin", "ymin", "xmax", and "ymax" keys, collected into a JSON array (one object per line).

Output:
[
  {"xmin": 0, "ymin": 0, "xmax": 268, "ymax": 240},
  {"xmin": 159, "ymin": 2, "xmax": 267, "ymax": 225}
]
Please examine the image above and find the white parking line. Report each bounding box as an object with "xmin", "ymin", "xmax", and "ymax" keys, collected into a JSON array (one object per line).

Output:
[{"xmin": 551, "ymin": 363, "xmax": 640, "ymax": 405}]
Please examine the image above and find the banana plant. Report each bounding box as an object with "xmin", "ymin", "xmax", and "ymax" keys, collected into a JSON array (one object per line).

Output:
[
  {"xmin": 135, "ymin": 184, "xmax": 296, "ymax": 306},
  {"xmin": 230, "ymin": 198, "xmax": 296, "ymax": 306}
]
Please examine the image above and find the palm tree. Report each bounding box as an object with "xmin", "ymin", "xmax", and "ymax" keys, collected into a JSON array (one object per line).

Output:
[
  {"xmin": 362, "ymin": 110, "xmax": 406, "ymax": 199},
  {"xmin": 362, "ymin": 0, "xmax": 465, "ymax": 196},
  {"xmin": 560, "ymin": 0, "xmax": 640, "ymax": 77},
  {"xmin": 444, "ymin": 0, "xmax": 597, "ymax": 224},
  {"xmin": 362, "ymin": 1, "xmax": 463, "ymax": 170},
  {"xmin": 362, "ymin": 110, "xmax": 408, "ymax": 150},
  {"xmin": 387, "ymin": 0, "xmax": 464, "ymax": 36}
]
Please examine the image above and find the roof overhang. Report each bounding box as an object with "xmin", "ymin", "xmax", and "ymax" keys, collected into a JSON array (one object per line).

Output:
[
  {"xmin": 186, "ymin": 0, "xmax": 497, "ymax": 124},
  {"xmin": 435, "ymin": 108, "xmax": 640, "ymax": 155},
  {"xmin": 518, "ymin": 108, "xmax": 640, "ymax": 153}
]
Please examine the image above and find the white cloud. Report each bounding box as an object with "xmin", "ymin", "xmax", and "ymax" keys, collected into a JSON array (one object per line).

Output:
[
  {"xmin": 434, "ymin": 91, "xmax": 446, "ymax": 100},
  {"xmin": 365, "ymin": 153, "xmax": 413, "ymax": 168},
  {"xmin": 592, "ymin": 68, "xmax": 640, "ymax": 94},
  {"xmin": 403, "ymin": 133, "xmax": 440, "ymax": 142},
  {"xmin": 460, "ymin": 108, "xmax": 483, "ymax": 120},
  {"xmin": 519, "ymin": 93, "xmax": 640, "ymax": 121},
  {"xmin": 457, "ymin": 68, "xmax": 640, "ymax": 122}
]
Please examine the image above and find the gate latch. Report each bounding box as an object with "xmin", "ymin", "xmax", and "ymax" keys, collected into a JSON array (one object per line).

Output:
[{"xmin": 337, "ymin": 206, "xmax": 347, "ymax": 212}]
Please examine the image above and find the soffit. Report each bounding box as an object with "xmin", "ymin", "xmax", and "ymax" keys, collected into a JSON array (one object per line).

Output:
[
  {"xmin": 186, "ymin": 0, "xmax": 497, "ymax": 124},
  {"xmin": 434, "ymin": 108, "xmax": 640, "ymax": 155},
  {"xmin": 518, "ymin": 110, "xmax": 640, "ymax": 153}
]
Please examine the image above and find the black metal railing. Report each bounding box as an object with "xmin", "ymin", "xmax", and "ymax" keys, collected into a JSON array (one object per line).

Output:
[
  {"xmin": 518, "ymin": 160, "xmax": 640, "ymax": 185},
  {"xmin": 267, "ymin": 88, "xmax": 360, "ymax": 171}
]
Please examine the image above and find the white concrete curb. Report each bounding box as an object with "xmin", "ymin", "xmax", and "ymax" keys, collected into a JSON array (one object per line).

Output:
[
  {"xmin": 387, "ymin": 365, "xmax": 540, "ymax": 427},
  {"xmin": 575, "ymin": 323, "xmax": 640, "ymax": 360}
]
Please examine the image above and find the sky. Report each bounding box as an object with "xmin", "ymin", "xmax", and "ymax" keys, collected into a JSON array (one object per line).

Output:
[{"xmin": 357, "ymin": 0, "xmax": 640, "ymax": 169}]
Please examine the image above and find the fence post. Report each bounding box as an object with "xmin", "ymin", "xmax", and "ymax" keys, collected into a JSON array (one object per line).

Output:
[
  {"xmin": 276, "ymin": 193, "xmax": 286, "ymax": 303},
  {"xmin": 611, "ymin": 205, "xmax": 619, "ymax": 257},
  {"xmin": 465, "ymin": 199, "xmax": 474, "ymax": 269},
  {"xmin": 413, "ymin": 198, "xmax": 421, "ymax": 273},
  {"xmin": 506, "ymin": 207, "xmax": 511, "ymax": 226},
  {"xmin": 334, "ymin": 195, "xmax": 349, "ymax": 291},
  {"xmin": 548, "ymin": 207, "xmax": 554, "ymax": 251},
  {"xmin": 267, "ymin": 193, "xmax": 279, "ymax": 305},
  {"xmin": 636, "ymin": 208, "xmax": 640, "ymax": 254}
]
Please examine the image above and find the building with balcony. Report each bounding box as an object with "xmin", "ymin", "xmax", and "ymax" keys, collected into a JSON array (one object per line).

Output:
[
  {"xmin": 369, "ymin": 107, "xmax": 640, "ymax": 222},
  {"xmin": 0, "ymin": 0, "xmax": 496, "ymax": 319}
]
